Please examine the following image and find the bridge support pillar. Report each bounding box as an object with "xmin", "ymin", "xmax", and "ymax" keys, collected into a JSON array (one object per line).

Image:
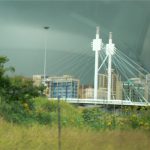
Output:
[
  {"xmin": 106, "ymin": 32, "xmax": 115, "ymax": 101},
  {"xmin": 92, "ymin": 27, "xmax": 102, "ymax": 99}
]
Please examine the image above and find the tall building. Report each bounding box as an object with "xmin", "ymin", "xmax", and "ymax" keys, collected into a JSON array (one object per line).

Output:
[
  {"xmin": 98, "ymin": 74, "xmax": 107, "ymax": 99},
  {"xmin": 48, "ymin": 75, "xmax": 80, "ymax": 99},
  {"xmin": 78, "ymin": 85, "xmax": 85, "ymax": 98},
  {"xmin": 98, "ymin": 70, "xmax": 122, "ymax": 99},
  {"xmin": 32, "ymin": 75, "xmax": 49, "ymax": 87},
  {"xmin": 116, "ymin": 80, "xmax": 123, "ymax": 100},
  {"xmin": 84, "ymin": 87, "xmax": 94, "ymax": 99},
  {"xmin": 32, "ymin": 75, "xmax": 43, "ymax": 86}
]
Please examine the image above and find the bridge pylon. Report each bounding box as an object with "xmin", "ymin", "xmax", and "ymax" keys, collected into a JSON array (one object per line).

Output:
[
  {"xmin": 106, "ymin": 32, "xmax": 115, "ymax": 100},
  {"xmin": 92, "ymin": 27, "xmax": 103, "ymax": 99}
]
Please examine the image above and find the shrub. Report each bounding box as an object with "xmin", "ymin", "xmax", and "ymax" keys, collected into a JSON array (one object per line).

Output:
[{"xmin": 82, "ymin": 107, "xmax": 104, "ymax": 129}]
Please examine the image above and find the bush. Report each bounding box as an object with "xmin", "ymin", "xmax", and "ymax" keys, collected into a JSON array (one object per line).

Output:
[
  {"xmin": 82, "ymin": 108, "xmax": 104, "ymax": 129},
  {"xmin": 1, "ymin": 96, "xmax": 150, "ymax": 131},
  {"xmin": 33, "ymin": 98, "xmax": 84, "ymax": 127},
  {"xmin": 0, "ymin": 100, "xmax": 34, "ymax": 123},
  {"xmin": 35, "ymin": 111, "xmax": 52, "ymax": 125}
]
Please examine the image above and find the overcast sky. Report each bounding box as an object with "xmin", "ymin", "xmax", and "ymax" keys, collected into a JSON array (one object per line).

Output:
[{"xmin": 0, "ymin": 0, "xmax": 150, "ymax": 84}]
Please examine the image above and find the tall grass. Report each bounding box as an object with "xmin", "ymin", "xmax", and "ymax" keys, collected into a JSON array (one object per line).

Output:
[{"xmin": 0, "ymin": 118, "xmax": 150, "ymax": 150}]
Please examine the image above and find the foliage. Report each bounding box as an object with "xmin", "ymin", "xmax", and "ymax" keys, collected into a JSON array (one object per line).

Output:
[
  {"xmin": 82, "ymin": 108, "xmax": 118, "ymax": 130},
  {"xmin": 0, "ymin": 100, "xmax": 34, "ymax": 124},
  {"xmin": 0, "ymin": 55, "xmax": 46, "ymax": 124},
  {"xmin": 0, "ymin": 75, "xmax": 45, "ymax": 124},
  {"xmin": 0, "ymin": 55, "xmax": 44, "ymax": 102},
  {"xmin": 0, "ymin": 56, "xmax": 13, "ymax": 76},
  {"xmin": 82, "ymin": 107, "xmax": 102, "ymax": 129},
  {"xmin": 0, "ymin": 56, "xmax": 14, "ymax": 99},
  {"xmin": 1, "ymin": 96, "xmax": 150, "ymax": 130},
  {"xmin": 33, "ymin": 98, "xmax": 84, "ymax": 127},
  {"xmin": 7, "ymin": 76, "xmax": 41, "ymax": 102},
  {"xmin": 82, "ymin": 106, "xmax": 150, "ymax": 130},
  {"xmin": 1, "ymin": 55, "xmax": 150, "ymax": 130}
]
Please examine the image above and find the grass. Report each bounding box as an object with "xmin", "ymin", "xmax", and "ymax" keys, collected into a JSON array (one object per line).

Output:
[{"xmin": 0, "ymin": 118, "xmax": 150, "ymax": 150}]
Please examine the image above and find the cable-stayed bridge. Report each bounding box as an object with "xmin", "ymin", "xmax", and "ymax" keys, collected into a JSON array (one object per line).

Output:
[
  {"xmin": 45, "ymin": 27, "xmax": 150, "ymax": 107},
  {"xmin": 50, "ymin": 27, "xmax": 150, "ymax": 107}
]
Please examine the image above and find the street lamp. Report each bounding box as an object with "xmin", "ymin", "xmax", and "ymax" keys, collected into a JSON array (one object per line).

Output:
[
  {"xmin": 43, "ymin": 26, "xmax": 50, "ymax": 86},
  {"xmin": 58, "ymin": 93, "xmax": 61, "ymax": 150}
]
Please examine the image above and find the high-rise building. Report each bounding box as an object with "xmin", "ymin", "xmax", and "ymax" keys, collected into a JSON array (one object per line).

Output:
[
  {"xmin": 98, "ymin": 70, "xmax": 122, "ymax": 99},
  {"xmin": 116, "ymin": 80, "xmax": 123, "ymax": 100},
  {"xmin": 78, "ymin": 85, "xmax": 85, "ymax": 98},
  {"xmin": 84, "ymin": 87, "xmax": 94, "ymax": 99},
  {"xmin": 32, "ymin": 75, "xmax": 49, "ymax": 87},
  {"xmin": 98, "ymin": 74, "xmax": 107, "ymax": 99},
  {"xmin": 48, "ymin": 75, "xmax": 80, "ymax": 99},
  {"xmin": 32, "ymin": 75, "xmax": 43, "ymax": 87}
]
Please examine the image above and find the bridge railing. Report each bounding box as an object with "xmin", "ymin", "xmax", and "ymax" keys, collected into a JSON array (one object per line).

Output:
[{"xmin": 48, "ymin": 98, "xmax": 150, "ymax": 106}]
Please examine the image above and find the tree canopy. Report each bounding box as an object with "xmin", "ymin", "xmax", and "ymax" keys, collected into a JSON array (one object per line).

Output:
[{"xmin": 0, "ymin": 55, "xmax": 44, "ymax": 103}]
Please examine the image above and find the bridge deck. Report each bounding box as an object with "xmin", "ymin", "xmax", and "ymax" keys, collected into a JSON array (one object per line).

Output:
[{"xmin": 49, "ymin": 98, "xmax": 150, "ymax": 106}]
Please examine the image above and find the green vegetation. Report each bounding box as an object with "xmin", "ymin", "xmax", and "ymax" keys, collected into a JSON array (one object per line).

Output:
[
  {"xmin": 0, "ymin": 55, "xmax": 150, "ymax": 130},
  {"xmin": 1, "ymin": 55, "xmax": 150, "ymax": 149},
  {"xmin": 0, "ymin": 56, "xmax": 45, "ymax": 123},
  {"xmin": 1, "ymin": 96, "xmax": 150, "ymax": 131}
]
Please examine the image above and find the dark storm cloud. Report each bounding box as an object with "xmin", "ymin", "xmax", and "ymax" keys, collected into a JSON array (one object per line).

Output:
[{"xmin": 0, "ymin": 0, "xmax": 149, "ymax": 84}]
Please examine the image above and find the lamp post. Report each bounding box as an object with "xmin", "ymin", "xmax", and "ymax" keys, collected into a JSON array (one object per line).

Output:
[
  {"xmin": 58, "ymin": 93, "xmax": 61, "ymax": 150},
  {"xmin": 43, "ymin": 26, "xmax": 50, "ymax": 86},
  {"xmin": 66, "ymin": 83, "xmax": 68, "ymax": 101},
  {"xmin": 65, "ymin": 77, "xmax": 68, "ymax": 101}
]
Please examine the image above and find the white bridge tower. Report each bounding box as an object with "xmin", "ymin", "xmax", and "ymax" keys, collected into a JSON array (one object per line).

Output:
[
  {"xmin": 106, "ymin": 32, "xmax": 115, "ymax": 100},
  {"xmin": 92, "ymin": 27, "xmax": 103, "ymax": 99}
]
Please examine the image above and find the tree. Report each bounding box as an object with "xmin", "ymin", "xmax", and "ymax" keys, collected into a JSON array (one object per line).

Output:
[
  {"xmin": 8, "ymin": 76, "xmax": 41, "ymax": 102},
  {"xmin": 0, "ymin": 56, "xmax": 15, "ymax": 101},
  {"xmin": 0, "ymin": 56, "xmax": 15, "ymax": 77},
  {"xmin": 0, "ymin": 55, "xmax": 46, "ymax": 123},
  {"xmin": 0, "ymin": 56, "xmax": 44, "ymax": 103}
]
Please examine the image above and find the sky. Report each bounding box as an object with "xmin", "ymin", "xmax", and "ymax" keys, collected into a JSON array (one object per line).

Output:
[{"xmin": 0, "ymin": 0, "xmax": 150, "ymax": 84}]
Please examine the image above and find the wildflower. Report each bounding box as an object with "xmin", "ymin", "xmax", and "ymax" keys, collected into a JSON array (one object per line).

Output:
[
  {"xmin": 107, "ymin": 122, "xmax": 112, "ymax": 126},
  {"xmin": 23, "ymin": 103, "xmax": 28, "ymax": 109},
  {"xmin": 144, "ymin": 123, "xmax": 149, "ymax": 130},
  {"xmin": 139, "ymin": 121, "xmax": 144, "ymax": 126}
]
